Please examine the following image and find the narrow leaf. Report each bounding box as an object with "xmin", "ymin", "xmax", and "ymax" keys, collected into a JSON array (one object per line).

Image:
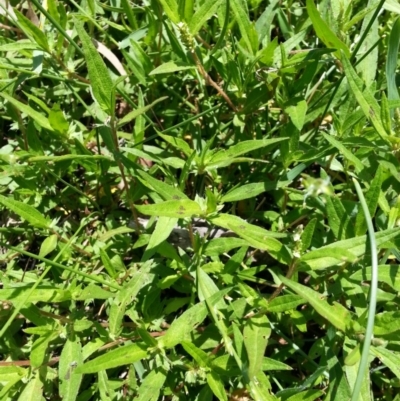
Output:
[
  {"xmin": 158, "ymin": 0, "xmax": 180, "ymax": 23},
  {"xmin": 135, "ymin": 200, "xmax": 203, "ymax": 218},
  {"xmin": 136, "ymin": 370, "xmax": 167, "ymax": 401},
  {"xmin": 279, "ymin": 275, "xmax": 361, "ymax": 334},
  {"xmin": 149, "ymin": 61, "xmax": 194, "ymax": 75},
  {"xmin": 206, "ymin": 371, "xmax": 228, "ymax": 401},
  {"xmin": 14, "ymin": 9, "xmax": 49, "ymax": 52},
  {"xmin": 189, "ymin": 0, "xmax": 224, "ymax": 34},
  {"xmin": 306, "ymin": 0, "xmax": 350, "ymax": 58},
  {"xmin": 39, "ymin": 234, "xmax": 58, "ymax": 258},
  {"xmin": 285, "ymin": 100, "xmax": 307, "ymax": 131},
  {"xmin": 299, "ymin": 227, "xmax": 400, "ymax": 270},
  {"xmin": 59, "ymin": 337, "xmax": 83, "ymax": 401},
  {"xmin": 17, "ymin": 373, "xmax": 43, "ymax": 401},
  {"xmin": 230, "ymin": 0, "xmax": 257, "ymax": 54},
  {"xmin": 0, "ymin": 92, "xmax": 53, "ymax": 132},
  {"xmin": 322, "ymin": 133, "xmax": 364, "ymax": 172},
  {"xmin": 75, "ymin": 21, "xmax": 113, "ymax": 114},
  {"xmin": 0, "ymin": 194, "xmax": 50, "ymax": 229},
  {"xmin": 244, "ymin": 315, "xmax": 271, "ymax": 379},
  {"xmin": 117, "ymin": 96, "xmax": 168, "ymax": 128},
  {"xmin": 355, "ymin": 166, "xmax": 383, "ymax": 236},
  {"xmin": 75, "ymin": 343, "xmax": 148, "ymax": 373},
  {"xmin": 342, "ymin": 55, "xmax": 389, "ymax": 143},
  {"xmin": 159, "ymin": 301, "xmax": 208, "ymax": 348}
]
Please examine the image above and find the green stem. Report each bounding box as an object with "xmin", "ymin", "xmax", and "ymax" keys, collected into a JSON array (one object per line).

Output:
[{"xmin": 350, "ymin": 178, "xmax": 378, "ymax": 401}]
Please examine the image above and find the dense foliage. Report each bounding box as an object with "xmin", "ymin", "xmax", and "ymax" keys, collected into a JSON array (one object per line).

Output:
[{"xmin": 1, "ymin": 0, "xmax": 400, "ymax": 400}]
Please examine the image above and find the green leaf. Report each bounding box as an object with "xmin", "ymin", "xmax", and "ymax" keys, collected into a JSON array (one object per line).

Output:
[
  {"xmin": 30, "ymin": 329, "xmax": 59, "ymax": 368},
  {"xmin": 230, "ymin": 0, "xmax": 258, "ymax": 54},
  {"xmin": 386, "ymin": 17, "xmax": 400, "ymax": 117},
  {"xmin": 370, "ymin": 346, "xmax": 400, "ymax": 380},
  {"xmin": 207, "ymin": 138, "xmax": 287, "ymax": 169},
  {"xmin": 14, "ymin": 9, "xmax": 49, "ymax": 52},
  {"xmin": 27, "ymin": 154, "xmax": 110, "ymax": 163},
  {"xmin": 98, "ymin": 226, "xmax": 135, "ymax": 243},
  {"xmin": 135, "ymin": 199, "xmax": 203, "ymax": 218},
  {"xmin": 324, "ymin": 195, "xmax": 354, "ymax": 240},
  {"xmin": 285, "ymin": 100, "xmax": 307, "ymax": 131},
  {"xmin": 0, "ymin": 287, "xmax": 71, "ymax": 303},
  {"xmin": 136, "ymin": 370, "xmax": 167, "ymax": 401},
  {"xmin": 300, "ymin": 218, "xmax": 317, "ymax": 253},
  {"xmin": 182, "ymin": 341, "xmax": 210, "ymax": 367},
  {"xmin": 341, "ymin": 54, "xmax": 389, "ymax": 143},
  {"xmin": 355, "ymin": 166, "xmax": 383, "ymax": 236},
  {"xmin": 109, "ymin": 263, "xmax": 154, "ymax": 337},
  {"xmin": 159, "ymin": 301, "xmax": 208, "ymax": 348},
  {"xmin": 117, "ymin": 96, "xmax": 168, "ymax": 128},
  {"xmin": 38, "ymin": 234, "xmax": 58, "ymax": 258},
  {"xmin": 158, "ymin": 0, "xmax": 180, "ymax": 23},
  {"xmin": 206, "ymin": 371, "xmax": 228, "ymax": 401},
  {"xmin": 99, "ymin": 248, "xmax": 117, "ymax": 278},
  {"xmin": 248, "ymin": 372, "xmax": 278, "ymax": 401},
  {"xmin": 149, "ymin": 61, "xmax": 194, "ymax": 75},
  {"xmin": 0, "ymin": 194, "xmax": 50, "ymax": 229},
  {"xmin": 17, "ymin": 373, "xmax": 43, "ymax": 401},
  {"xmin": 203, "ymin": 237, "xmax": 248, "ymax": 256},
  {"xmin": 299, "ymin": 227, "xmax": 400, "ymax": 270},
  {"xmin": 75, "ymin": 343, "xmax": 148, "ymax": 374},
  {"xmin": 59, "ymin": 337, "xmax": 83, "ymax": 401},
  {"xmin": 322, "ymin": 133, "xmax": 364, "ymax": 172},
  {"xmin": 73, "ymin": 284, "xmax": 116, "ymax": 301},
  {"xmin": 279, "ymin": 275, "xmax": 362, "ymax": 334},
  {"xmin": 209, "ymin": 214, "xmax": 289, "ymax": 262},
  {"xmin": 198, "ymin": 268, "xmax": 226, "ymax": 309},
  {"xmin": 189, "ymin": 0, "xmax": 224, "ymax": 34},
  {"xmin": 157, "ymin": 132, "xmax": 193, "ymax": 156},
  {"xmin": 306, "ymin": 0, "xmax": 350, "ymax": 58},
  {"xmin": 381, "ymin": 92, "xmax": 392, "ymax": 134},
  {"xmin": 286, "ymin": 390, "xmax": 324, "ymax": 401},
  {"xmin": 75, "ymin": 21, "xmax": 114, "ymax": 114},
  {"xmin": 136, "ymin": 170, "xmax": 189, "ymax": 200},
  {"xmin": 48, "ymin": 103, "xmax": 69, "ymax": 135},
  {"xmin": 244, "ymin": 315, "xmax": 271, "ymax": 379},
  {"xmin": 98, "ymin": 370, "xmax": 114, "ymax": 401},
  {"xmin": 374, "ymin": 312, "xmax": 400, "ymax": 335},
  {"xmin": 262, "ymin": 357, "xmax": 292, "ymax": 371},
  {"xmin": 221, "ymin": 182, "xmax": 279, "ymax": 203},
  {"xmin": 143, "ymin": 217, "xmax": 178, "ymax": 261},
  {"xmin": 350, "ymin": 265, "xmax": 400, "ymax": 292},
  {"xmin": 0, "ymin": 92, "xmax": 54, "ymax": 132},
  {"xmin": 267, "ymin": 294, "xmax": 306, "ymax": 313}
]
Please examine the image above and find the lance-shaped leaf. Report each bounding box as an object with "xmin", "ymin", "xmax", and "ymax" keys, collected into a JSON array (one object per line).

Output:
[
  {"xmin": 75, "ymin": 21, "xmax": 113, "ymax": 114},
  {"xmin": 306, "ymin": 0, "xmax": 350, "ymax": 59},
  {"xmin": 279, "ymin": 275, "xmax": 362, "ymax": 334},
  {"xmin": 135, "ymin": 200, "xmax": 203, "ymax": 218},
  {"xmin": 0, "ymin": 92, "xmax": 53, "ymax": 132},
  {"xmin": 299, "ymin": 227, "xmax": 400, "ymax": 270},
  {"xmin": 75, "ymin": 343, "xmax": 148, "ymax": 374},
  {"xmin": 342, "ymin": 54, "xmax": 389, "ymax": 143},
  {"xmin": 117, "ymin": 96, "xmax": 168, "ymax": 128},
  {"xmin": 136, "ymin": 370, "xmax": 167, "ymax": 401},
  {"xmin": 59, "ymin": 338, "xmax": 83, "ymax": 401},
  {"xmin": 189, "ymin": 0, "xmax": 224, "ymax": 34},
  {"xmin": 244, "ymin": 315, "xmax": 271, "ymax": 379},
  {"xmin": 0, "ymin": 194, "xmax": 50, "ymax": 229}
]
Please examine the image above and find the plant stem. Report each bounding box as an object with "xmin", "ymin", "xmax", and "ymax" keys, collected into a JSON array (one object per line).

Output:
[{"xmin": 350, "ymin": 177, "xmax": 378, "ymax": 401}]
